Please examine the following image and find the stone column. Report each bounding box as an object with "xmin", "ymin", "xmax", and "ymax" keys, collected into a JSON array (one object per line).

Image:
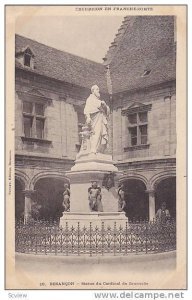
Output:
[
  {"xmin": 146, "ymin": 189, "xmax": 156, "ymax": 221},
  {"xmin": 22, "ymin": 190, "xmax": 35, "ymax": 224}
]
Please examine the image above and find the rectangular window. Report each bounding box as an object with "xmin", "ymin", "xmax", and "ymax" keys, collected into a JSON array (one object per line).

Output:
[
  {"xmin": 138, "ymin": 112, "xmax": 147, "ymax": 123},
  {"xmin": 35, "ymin": 103, "xmax": 44, "ymax": 116},
  {"xmin": 128, "ymin": 111, "xmax": 148, "ymax": 147},
  {"xmin": 129, "ymin": 127, "xmax": 137, "ymax": 146},
  {"xmin": 128, "ymin": 113, "xmax": 137, "ymax": 124},
  {"xmin": 23, "ymin": 101, "xmax": 33, "ymax": 114},
  {"xmin": 140, "ymin": 125, "xmax": 148, "ymax": 144},
  {"xmin": 23, "ymin": 101, "xmax": 45, "ymax": 139},
  {"xmin": 23, "ymin": 116, "xmax": 33, "ymax": 138},
  {"xmin": 36, "ymin": 118, "xmax": 44, "ymax": 139}
]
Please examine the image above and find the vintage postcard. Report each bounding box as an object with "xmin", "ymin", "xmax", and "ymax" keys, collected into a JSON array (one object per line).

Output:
[{"xmin": 5, "ymin": 5, "xmax": 187, "ymax": 291}]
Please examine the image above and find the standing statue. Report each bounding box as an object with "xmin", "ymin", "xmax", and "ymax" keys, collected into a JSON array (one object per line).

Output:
[
  {"xmin": 31, "ymin": 200, "xmax": 42, "ymax": 220},
  {"xmin": 156, "ymin": 202, "xmax": 171, "ymax": 224},
  {"xmin": 63, "ymin": 183, "xmax": 70, "ymax": 212},
  {"xmin": 84, "ymin": 85, "xmax": 110, "ymax": 154},
  {"xmin": 118, "ymin": 184, "xmax": 126, "ymax": 212},
  {"xmin": 88, "ymin": 181, "xmax": 103, "ymax": 212}
]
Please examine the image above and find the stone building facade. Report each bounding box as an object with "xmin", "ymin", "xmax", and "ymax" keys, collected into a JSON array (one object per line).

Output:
[{"xmin": 15, "ymin": 16, "xmax": 176, "ymax": 222}]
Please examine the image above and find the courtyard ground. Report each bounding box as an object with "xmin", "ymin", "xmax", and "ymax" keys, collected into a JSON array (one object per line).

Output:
[{"xmin": 11, "ymin": 251, "xmax": 181, "ymax": 290}]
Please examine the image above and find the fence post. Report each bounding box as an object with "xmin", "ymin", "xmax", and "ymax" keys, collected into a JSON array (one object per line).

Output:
[
  {"xmin": 59, "ymin": 226, "xmax": 62, "ymax": 255},
  {"xmin": 160, "ymin": 223, "xmax": 165, "ymax": 252},
  {"xmin": 49, "ymin": 225, "xmax": 52, "ymax": 254},
  {"xmin": 26, "ymin": 223, "xmax": 30, "ymax": 254},
  {"xmin": 66, "ymin": 222, "xmax": 69, "ymax": 256},
  {"xmin": 145, "ymin": 221, "xmax": 148, "ymax": 254},
  {"xmin": 44, "ymin": 229, "xmax": 47, "ymax": 255},
  {"xmin": 95, "ymin": 226, "xmax": 98, "ymax": 255},
  {"xmin": 77, "ymin": 222, "xmax": 80, "ymax": 256},
  {"xmin": 39, "ymin": 223, "xmax": 42, "ymax": 254},
  {"xmin": 125, "ymin": 222, "xmax": 128, "ymax": 255},
  {"xmin": 54, "ymin": 224, "xmax": 57, "ymax": 256},
  {"xmin": 135, "ymin": 224, "xmax": 139, "ymax": 255},
  {"xmin": 113, "ymin": 222, "xmax": 116, "ymax": 256},
  {"xmin": 35, "ymin": 223, "xmax": 38, "ymax": 255},
  {"xmin": 83, "ymin": 226, "xmax": 86, "ymax": 254},
  {"xmin": 101, "ymin": 222, "xmax": 104, "ymax": 256},
  {"xmin": 119, "ymin": 225, "xmax": 122, "ymax": 255},
  {"xmin": 71, "ymin": 225, "xmax": 74, "ymax": 254},
  {"xmin": 89, "ymin": 222, "xmax": 92, "ymax": 257},
  {"xmin": 130, "ymin": 225, "xmax": 133, "ymax": 253}
]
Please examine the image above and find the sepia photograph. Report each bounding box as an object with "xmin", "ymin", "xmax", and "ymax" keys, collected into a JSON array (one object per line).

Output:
[{"xmin": 5, "ymin": 5, "xmax": 187, "ymax": 291}]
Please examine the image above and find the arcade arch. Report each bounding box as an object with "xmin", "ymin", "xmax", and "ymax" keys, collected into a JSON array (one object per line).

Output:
[
  {"xmin": 34, "ymin": 177, "xmax": 69, "ymax": 220},
  {"xmin": 121, "ymin": 178, "xmax": 148, "ymax": 221},
  {"xmin": 155, "ymin": 177, "xmax": 176, "ymax": 219}
]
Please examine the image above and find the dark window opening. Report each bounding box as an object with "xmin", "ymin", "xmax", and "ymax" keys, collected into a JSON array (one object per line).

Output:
[
  {"xmin": 23, "ymin": 101, "xmax": 33, "ymax": 114},
  {"xmin": 129, "ymin": 127, "xmax": 137, "ymax": 146},
  {"xmin": 128, "ymin": 113, "xmax": 137, "ymax": 124},
  {"xmin": 36, "ymin": 118, "xmax": 44, "ymax": 139},
  {"xmin": 142, "ymin": 69, "xmax": 151, "ymax": 77},
  {"xmin": 139, "ymin": 111, "xmax": 148, "ymax": 123},
  {"xmin": 24, "ymin": 53, "xmax": 31, "ymax": 67},
  {"xmin": 23, "ymin": 116, "xmax": 33, "ymax": 138},
  {"xmin": 35, "ymin": 103, "xmax": 44, "ymax": 116},
  {"xmin": 140, "ymin": 125, "xmax": 148, "ymax": 145}
]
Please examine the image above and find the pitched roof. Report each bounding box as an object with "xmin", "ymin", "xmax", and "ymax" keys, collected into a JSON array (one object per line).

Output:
[
  {"xmin": 104, "ymin": 16, "xmax": 176, "ymax": 94},
  {"xmin": 16, "ymin": 16, "xmax": 176, "ymax": 97},
  {"xmin": 15, "ymin": 34, "xmax": 108, "ymax": 93}
]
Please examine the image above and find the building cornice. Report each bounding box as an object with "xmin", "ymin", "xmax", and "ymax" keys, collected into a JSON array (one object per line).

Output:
[
  {"xmin": 15, "ymin": 153, "xmax": 74, "ymax": 165},
  {"xmin": 112, "ymin": 80, "xmax": 176, "ymax": 101},
  {"xmin": 115, "ymin": 156, "xmax": 176, "ymax": 166}
]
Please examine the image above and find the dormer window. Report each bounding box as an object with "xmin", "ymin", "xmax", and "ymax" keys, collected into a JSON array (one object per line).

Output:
[
  {"xmin": 141, "ymin": 69, "xmax": 151, "ymax": 77},
  {"xmin": 15, "ymin": 46, "xmax": 35, "ymax": 69},
  {"xmin": 24, "ymin": 52, "xmax": 31, "ymax": 67}
]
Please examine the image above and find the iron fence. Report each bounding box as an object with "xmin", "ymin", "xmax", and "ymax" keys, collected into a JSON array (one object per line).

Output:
[{"xmin": 15, "ymin": 219, "xmax": 176, "ymax": 256}]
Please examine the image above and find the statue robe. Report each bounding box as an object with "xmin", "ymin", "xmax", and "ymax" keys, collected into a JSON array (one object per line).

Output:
[{"xmin": 84, "ymin": 94, "xmax": 110, "ymax": 154}]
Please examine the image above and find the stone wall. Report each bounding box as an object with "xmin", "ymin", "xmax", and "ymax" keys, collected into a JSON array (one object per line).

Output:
[
  {"xmin": 15, "ymin": 69, "xmax": 110, "ymax": 161},
  {"xmin": 112, "ymin": 82, "xmax": 176, "ymax": 161}
]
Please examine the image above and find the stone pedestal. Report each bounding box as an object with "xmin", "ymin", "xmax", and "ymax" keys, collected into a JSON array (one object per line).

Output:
[
  {"xmin": 61, "ymin": 212, "xmax": 127, "ymax": 228},
  {"xmin": 71, "ymin": 152, "xmax": 118, "ymax": 172},
  {"xmin": 60, "ymin": 153, "xmax": 127, "ymax": 228}
]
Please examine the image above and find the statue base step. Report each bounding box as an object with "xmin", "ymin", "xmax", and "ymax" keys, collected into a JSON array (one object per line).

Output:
[
  {"xmin": 71, "ymin": 153, "xmax": 118, "ymax": 172},
  {"xmin": 60, "ymin": 212, "xmax": 127, "ymax": 228}
]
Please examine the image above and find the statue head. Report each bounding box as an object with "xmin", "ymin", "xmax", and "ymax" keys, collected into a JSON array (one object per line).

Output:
[
  {"xmin": 106, "ymin": 177, "xmax": 113, "ymax": 190},
  {"xmin": 161, "ymin": 202, "xmax": 167, "ymax": 209},
  {"xmin": 92, "ymin": 181, "xmax": 98, "ymax": 189},
  {"xmin": 64, "ymin": 183, "xmax": 69, "ymax": 189},
  {"xmin": 91, "ymin": 85, "xmax": 100, "ymax": 99}
]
